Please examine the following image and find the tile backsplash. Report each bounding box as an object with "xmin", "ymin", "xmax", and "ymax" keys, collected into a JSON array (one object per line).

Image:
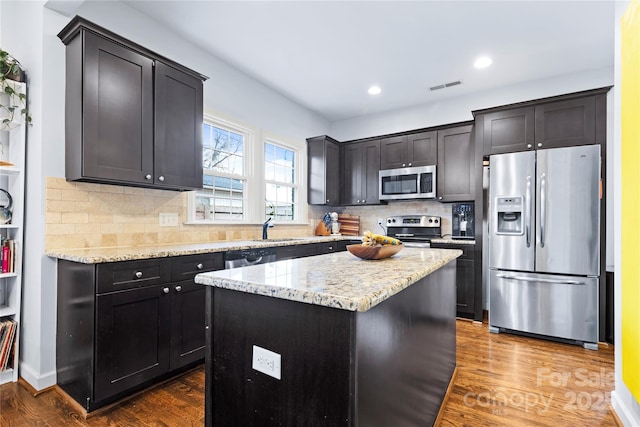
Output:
[
  {"xmin": 45, "ymin": 177, "xmax": 313, "ymax": 251},
  {"xmin": 45, "ymin": 176, "xmax": 459, "ymax": 251}
]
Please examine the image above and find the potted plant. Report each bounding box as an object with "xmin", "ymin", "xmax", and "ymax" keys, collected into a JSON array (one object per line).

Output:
[{"xmin": 0, "ymin": 48, "xmax": 32, "ymax": 130}]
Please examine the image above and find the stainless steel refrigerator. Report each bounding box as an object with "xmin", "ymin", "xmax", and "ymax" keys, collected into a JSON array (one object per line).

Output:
[{"xmin": 488, "ymin": 145, "xmax": 600, "ymax": 349}]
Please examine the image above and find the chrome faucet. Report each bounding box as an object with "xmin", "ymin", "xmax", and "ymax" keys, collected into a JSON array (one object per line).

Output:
[{"xmin": 262, "ymin": 217, "xmax": 274, "ymax": 239}]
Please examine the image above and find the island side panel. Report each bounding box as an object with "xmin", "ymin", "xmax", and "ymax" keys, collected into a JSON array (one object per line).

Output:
[
  {"xmin": 355, "ymin": 260, "xmax": 457, "ymax": 426},
  {"xmin": 207, "ymin": 287, "xmax": 354, "ymax": 426}
]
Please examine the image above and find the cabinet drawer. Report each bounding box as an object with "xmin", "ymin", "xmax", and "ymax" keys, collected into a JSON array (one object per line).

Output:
[
  {"xmin": 171, "ymin": 253, "xmax": 224, "ymax": 281},
  {"xmin": 97, "ymin": 259, "xmax": 171, "ymax": 294}
]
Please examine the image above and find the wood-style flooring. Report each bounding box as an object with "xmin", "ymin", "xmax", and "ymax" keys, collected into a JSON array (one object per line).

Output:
[{"xmin": 0, "ymin": 320, "xmax": 616, "ymax": 426}]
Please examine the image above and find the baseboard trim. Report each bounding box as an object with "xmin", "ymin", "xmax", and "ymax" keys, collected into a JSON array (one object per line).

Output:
[
  {"xmin": 611, "ymin": 389, "xmax": 640, "ymax": 427},
  {"xmin": 18, "ymin": 377, "xmax": 55, "ymax": 397},
  {"xmin": 19, "ymin": 362, "xmax": 56, "ymax": 391}
]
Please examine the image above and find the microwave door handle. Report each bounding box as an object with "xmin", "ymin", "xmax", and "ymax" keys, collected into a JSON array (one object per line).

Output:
[{"xmin": 525, "ymin": 177, "xmax": 532, "ymax": 248}]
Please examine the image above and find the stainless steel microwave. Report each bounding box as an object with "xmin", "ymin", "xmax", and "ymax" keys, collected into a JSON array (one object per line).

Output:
[{"xmin": 379, "ymin": 165, "xmax": 437, "ymax": 200}]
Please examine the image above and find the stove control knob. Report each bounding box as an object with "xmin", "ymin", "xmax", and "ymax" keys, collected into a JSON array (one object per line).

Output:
[
  {"xmin": 428, "ymin": 218, "xmax": 433, "ymax": 223},
  {"xmin": 434, "ymin": 218, "xmax": 439, "ymax": 224}
]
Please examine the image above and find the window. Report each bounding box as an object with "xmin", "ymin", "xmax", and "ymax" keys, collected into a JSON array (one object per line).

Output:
[
  {"xmin": 189, "ymin": 114, "xmax": 306, "ymax": 224},
  {"xmin": 264, "ymin": 141, "xmax": 297, "ymax": 221},
  {"xmin": 195, "ymin": 120, "xmax": 249, "ymax": 221}
]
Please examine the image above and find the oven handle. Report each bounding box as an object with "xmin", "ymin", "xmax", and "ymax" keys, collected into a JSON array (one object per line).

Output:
[{"xmin": 393, "ymin": 233, "xmax": 415, "ymax": 237}]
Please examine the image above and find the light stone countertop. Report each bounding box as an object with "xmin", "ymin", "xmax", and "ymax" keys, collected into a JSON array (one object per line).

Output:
[
  {"xmin": 45, "ymin": 235, "xmax": 360, "ymax": 264},
  {"xmin": 195, "ymin": 247, "xmax": 462, "ymax": 312},
  {"xmin": 430, "ymin": 238, "xmax": 476, "ymax": 245}
]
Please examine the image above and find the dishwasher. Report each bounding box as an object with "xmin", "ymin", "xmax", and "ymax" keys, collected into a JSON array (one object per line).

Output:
[{"xmin": 224, "ymin": 247, "xmax": 277, "ymax": 269}]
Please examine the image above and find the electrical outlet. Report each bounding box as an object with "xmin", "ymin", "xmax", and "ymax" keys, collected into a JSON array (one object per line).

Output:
[
  {"xmin": 159, "ymin": 212, "xmax": 179, "ymax": 227},
  {"xmin": 252, "ymin": 345, "xmax": 281, "ymax": 380}
]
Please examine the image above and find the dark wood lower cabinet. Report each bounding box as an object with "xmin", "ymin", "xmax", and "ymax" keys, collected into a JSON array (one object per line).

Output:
[
  {"xmin": 431, "ymin": 243, "xmax": 476, "ymax": 319},
  {"xmin": 95, "ymin": 285, "xmax": 171, "ymax": 402},
  {"xmin": 57, "ymin": 253, "xmax": 223, "ymax": 412},
  {"xmin": 170, "ymin": 280, "xmax": 207, "ymax": 369}
]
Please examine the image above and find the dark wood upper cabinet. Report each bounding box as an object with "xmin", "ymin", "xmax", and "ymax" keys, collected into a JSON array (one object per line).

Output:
[
  {"xmin": 342, "ymin": 140, "xmax": 380, "ymax": 205},
  {"xmin": 437, "ymin": 124, "xmax": 474, "ymax": 202},
  {"xmin": 380, "ymin": 131, "xmax": 437, "ymax": 169},
  {"xmin": 534, "ymin": 96, "xmax": 595, "ymax": 149},
  {"xmin": 380, "ymin": 135, "xmax": 408, "ymax": 169},
  {"xmin": 407, "ymin": 131, "xmax": 438, "ymax": 167},
  {"xmin": 482, "ymin": 106, "xmax": 535, "ymax": 155},
  {"xmin": 477, "ymin": 88, "xmax": 609, "ymax": 156},
  {"xmin": 155, "ymin": 62, "xmax": 204, "ymax": 189},
  {"xmin": 307, "ymin": 136, "xmax": 341, "ymax": 205},
  {"xmin": 58, "ymin": 16, "xmax": 207, "ymax": 191}
]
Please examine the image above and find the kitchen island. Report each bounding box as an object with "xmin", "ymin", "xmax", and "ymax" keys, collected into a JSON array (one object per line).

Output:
[{"xmin": 195, "ymin": 247, "xmax": 461, "ymax": 426}]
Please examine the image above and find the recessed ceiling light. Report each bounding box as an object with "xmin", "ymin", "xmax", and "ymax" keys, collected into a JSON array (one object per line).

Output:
[
  {"xmin": 368, "ymin": 85, "xmax": 382, "ymax": 95},
  {"xmin": 474, "ymin": 56, "xmax": 493, "ymax": 69}
]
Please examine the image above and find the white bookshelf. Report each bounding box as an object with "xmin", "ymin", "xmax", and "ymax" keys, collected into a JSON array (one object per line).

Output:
[{"xmin": 0, "ymin": 80, "xmax": 26, "ymax": 384}]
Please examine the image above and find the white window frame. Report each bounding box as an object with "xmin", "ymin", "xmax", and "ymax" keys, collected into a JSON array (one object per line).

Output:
[
  {"xmin": 187, "ymin": 114, "xmax": 256, "ymax": 224},
  {"xmin": 264, "ymin": 137, "xmax": 300, "ymax": 223}
]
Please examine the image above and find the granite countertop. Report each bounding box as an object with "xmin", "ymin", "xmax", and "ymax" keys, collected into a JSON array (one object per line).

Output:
[
  {"xmin": 195, "ymin": 247, "xmax": 462, "ymax": 312},
  {"xmin": 430, "ymin": 238, "xmax": 476, "ymax": 245},
  {"xmin": 45, "ymin": 235, "xmax": 359, "ymax": 264}
]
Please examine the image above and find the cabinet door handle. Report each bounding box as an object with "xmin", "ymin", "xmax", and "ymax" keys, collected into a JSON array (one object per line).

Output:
[
  {"xmin": 408, "ymin": 163, "xmax": 412, "ymax": 166},
  {"xmin": 158, "ymin": 176, "xmax": 165, "ymax": 182},
  {"xmin": 145, "ymin": 174, "xmax": 152, "ymax": 180},
  {"xmin": 135, "ymin": 271, "xmax": 143, "ymax": 279},
  {"xmin": 362, "ymin": 199, "xmax": 366, "ymax": 203},
  {"xmin": 175, "ymin": 285, "xmax": 182, "ymax": 292},
  {"xmin": 537, "ymin": 143, "xmax": 542, "ymax": 148},
  {"xmin": 527, "ymin": 144, "xmax": 532, "ymax": 149},
  {"xmin": 196, "ymin": 263, "xmax": 204, "ymax": 270},
  {"xmin": 163, "ymin": 287, "xmax": 170, "ymax": 294},
  {"xmin": 402, "ymin": 163, "xmax": 406, "ymax": 167}
]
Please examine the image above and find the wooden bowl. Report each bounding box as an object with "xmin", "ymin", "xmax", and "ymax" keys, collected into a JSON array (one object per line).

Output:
[{"xmin": 346, "ymin": 244, "xmax": 404, "ymax": 260}]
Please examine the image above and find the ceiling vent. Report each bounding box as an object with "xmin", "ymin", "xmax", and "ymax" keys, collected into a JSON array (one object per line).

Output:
[{"xmin": 429, "ymin": 80, "xmax": 462, "ymax": 92}]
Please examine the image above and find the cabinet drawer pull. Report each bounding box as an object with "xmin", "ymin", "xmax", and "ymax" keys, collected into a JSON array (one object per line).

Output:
[
  {"xmin": 162, "ymin": 287, "xmax": 170, "ymax": 294},
  {"xmin": 135, "ymin": 271, "xmax": 143, "ymax": 279},
  {"xmin": 175, "ymin": 285, "xmax": 182, "ymax": 292},
  {"xmin": 196, "ymin": 263, "xmax": 204, "ymax": 270}
]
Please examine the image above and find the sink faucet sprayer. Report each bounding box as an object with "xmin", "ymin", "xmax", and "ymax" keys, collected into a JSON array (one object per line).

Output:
[{"xmin": 262, "ymin": 217, "xmax": 274, "ymax": 239}]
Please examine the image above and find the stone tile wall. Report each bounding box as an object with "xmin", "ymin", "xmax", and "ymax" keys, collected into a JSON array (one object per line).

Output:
[{"xmin": 45, "ymin": 177, "xmax": 313, "ymax": 251}]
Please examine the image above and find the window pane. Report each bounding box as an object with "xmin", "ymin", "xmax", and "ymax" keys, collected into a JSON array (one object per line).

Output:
[
  {"xmin": 265, "ymin": 142, "xmax": 296, "ymax": 222},
  {"xmin": 198, "ymin": 177, "xmax": 245, "ymax": 220},
  {"xmin": 203, "ymin": 123, "xmax": 244, "ymax": 175}
]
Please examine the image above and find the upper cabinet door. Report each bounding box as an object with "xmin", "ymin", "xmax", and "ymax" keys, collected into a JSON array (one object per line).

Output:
[
  {"xmin": 155, "ymin": 62, "xmax": 204, "ymax": 190},
  {"xmin": 380, "ymin": 136, "xmax": 408, "ymax": 169},
  {"xmin": 437, "ymin": 124, "xmax": 474, "ymax": 202},
  {"xmin": 482, "ymin": 107, "xmax": 535, "ymax": 155},
  {"xmin": 82, "ymin": 32, "xmax": 154, "ymax": 183},
  {"xmin": 407, "ymin": 131, "xmax": 437, "ymax": 167},
  {"xmin": 307, "ymin": 136, "xmax": 341, "ymax": 205},
  {"xmin": 534, "ymin": 96, "xmax": 595, "ymax": 150}
]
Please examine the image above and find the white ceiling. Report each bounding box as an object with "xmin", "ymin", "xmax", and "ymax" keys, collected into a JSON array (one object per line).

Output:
[{"xmin": 121, "ymin": 0, "xmax": 614, "ymax": 122}]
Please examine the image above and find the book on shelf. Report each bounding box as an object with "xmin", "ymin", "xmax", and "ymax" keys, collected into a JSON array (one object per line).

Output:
[
  {"xmin": 0, "ymin": 318, "xmax": 17, "ymax": 371},
  {"xmin": 0, "ymin": 239, "xmax": 17, "ymax": 274}
]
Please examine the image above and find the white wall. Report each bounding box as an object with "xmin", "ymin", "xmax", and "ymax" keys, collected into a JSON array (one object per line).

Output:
[{"xmin": 611, "ymin": 1, "xmax": 640, "ymax": 425}]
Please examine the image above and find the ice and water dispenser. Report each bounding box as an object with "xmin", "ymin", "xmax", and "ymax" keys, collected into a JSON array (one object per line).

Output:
[{"xmin": 495, "ymin": 196, "xmax": 523, "ymax": 235}]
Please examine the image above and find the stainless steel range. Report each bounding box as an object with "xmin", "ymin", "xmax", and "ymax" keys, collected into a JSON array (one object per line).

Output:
[{"xmin": 385, "ymin": 215, "xmax": 441, "ymax": 247}]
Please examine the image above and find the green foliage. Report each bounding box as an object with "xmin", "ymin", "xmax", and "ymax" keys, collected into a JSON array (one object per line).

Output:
[{"xmin": 0, "ymin": 48, "xmax": 32, "ymax": 128}]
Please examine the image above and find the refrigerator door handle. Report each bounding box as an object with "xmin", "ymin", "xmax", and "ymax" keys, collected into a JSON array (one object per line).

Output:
[
  {"xmin": 525, "ymin": 176, "xmax": 532, "ymax": 248},
  {"xmin": 495, "ymin": 273, "xmax": 585, "ymax": 285},
  {"xmin": 540, "ymin": 173, "xmax": 546, "ymax": 248}
]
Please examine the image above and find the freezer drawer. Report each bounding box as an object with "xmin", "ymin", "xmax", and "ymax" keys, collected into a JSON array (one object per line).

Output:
[{"xmin": 489, "ymin": 270, "xmax": 598, "ymax": 343}]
